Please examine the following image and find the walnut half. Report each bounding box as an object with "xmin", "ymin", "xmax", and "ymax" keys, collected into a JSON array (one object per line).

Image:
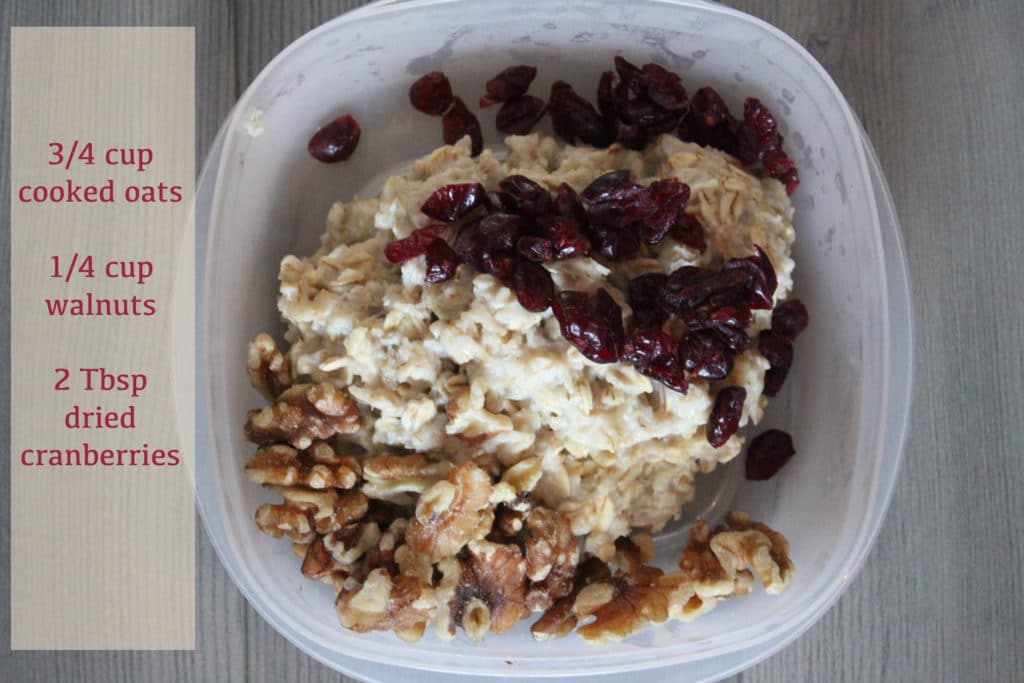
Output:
[
  {"xmin": 245, "ymin": 441, "xmax": 361, "ymax": 490},
  {"xmin": 524, "ymin": 507, "xmax": 579, "ymax": 612},
  {"xmin": 434, "ymin": 540, "xmax": 527, "ymax": 644},
  {"xmin": 247, "ymin": 333, "xmax": 292, "ymax": 400},
  {"xmin": 336, "ymin": 568, "xmax": 436, "ymax": 643},
  {"xmin": 405, "ymin": 462, "xmax": 494, "ymax": 562},
  {"xmin": 245, "ymin": 383, "xmax": 361, "ymax": 449},
  {"xmin": 572, "ymin": 536, "xmax": 669, "ymax": 644},
  {"xmin": 255, "ymin": 487, "xmax": 368, "ymax": 543}
]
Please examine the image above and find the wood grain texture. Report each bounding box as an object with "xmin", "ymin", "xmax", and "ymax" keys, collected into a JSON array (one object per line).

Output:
[{"xmin": 2, "ymin": 0, "xmax": 1022, "ymax": 680}]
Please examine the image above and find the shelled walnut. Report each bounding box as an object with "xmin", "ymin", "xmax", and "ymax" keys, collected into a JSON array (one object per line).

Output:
[
  {"xmin": 405, "ymin": 462, "xmax": 494, "ymax": 562},
  {"xmin": 361, "ymin": 452, "xmax": 452, "ymax": 505},
  {"xmin": 247, "ymin": 333, "xmax": 292, "ymax": 400},
  {"xmin": 244, "ymin": 383, "xmax": 360, "ymax": 449},
  {"xmin": 434, "ymin": 540, "xmax": 528, "ymax": 643},
  {"xmin": 245, "ymin": 441, "xmax": 361, "ymax": 489},
  {"xmin": 523, "ymin": 507, "xmax": 579, "ymax": 611},
  {"xmin": 335, "ymin": 568, "xmax": 436, "ymax": 643}
]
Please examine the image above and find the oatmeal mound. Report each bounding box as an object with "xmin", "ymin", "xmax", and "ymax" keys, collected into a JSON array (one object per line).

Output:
[
  {"xmin": 276, "ymin": 133, "xmax": 793, "ymax": 557},
  {"xmin": 243, "ymin": 133, "xmax": 796, "ymax": 643}
]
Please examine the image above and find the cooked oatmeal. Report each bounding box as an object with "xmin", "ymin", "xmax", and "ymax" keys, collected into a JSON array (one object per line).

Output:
[{"xmin": 274, "ymin": 133, "xmax": 794, "ymax": 559}]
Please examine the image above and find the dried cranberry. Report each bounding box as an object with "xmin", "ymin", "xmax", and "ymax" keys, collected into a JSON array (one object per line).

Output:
[
  {"xmin": 513, "ymin": 260, "xmax": 554, "ymax": 312},
  {"xmin": 677, "ymin": 87, "xmax": 738, "ymax": 155},
  {"xmin": 639, "ymin": 178, "xmax": 690, "ymax": 245},
  {"xmin": 442, "ymin": 97, "xmax": 483, "ymax": 156},
  {"xmin": 614, "ymin": 120, "xmax": 649, "ymax": 150},
  {"xmin": 548, "ymin": 81, "xmax": 613, "ymax": 147},
  {"xmin": 539, "ymin": 216, "xmax": 590, "ymax": 259},
  {"xmin": 731, "ymin": 98, "xmax": 800, "ymax": 193},
  {"xmin": 420, "ymin": 183, "xmax": 487, "ymax": 222},
  {"xmin": 679, "ymin": 330, "xmax": 733, "ymax": 380},
  {"xmin": 409, "ymin": 72, "xmax": 454, "ymax": 115},
  {"xmin": 591, "ymin": 225, "xmax": 641, "ymax": 261},
  {"xmin": 707, "ymin": 386, "xmax": 746, "ymax": 448},
  {"xmin": 621, "ymin": 327, "xmax": 673, "ymax": 364},
  {"xmin": 757, "ymin": 330, "xmax": 793, "ymax": 367},
  {"xmin": 758, "ymin": 330, "xmax": 794, "ymax": 397},
  {"xmin": 553, "ymin": 183, "xmax": 588, "ymax": 226},
  {"xmin": 687, "ymin": 303, "xmax": 753, "ymax": 330},
  {"xmin": 662, "ymin": 266, "xmax": 748, "ymax": 313},
  {"xmin": 383, "ymin": 224, "xmax": 446, "ymax": 263},
  {"xmin": 622, "ymin": 328, "xmax": 687, "ymax": 392},
  {"xmin": 424, "ymin": 238, "xmax": 459, "ymax": 283},
  {"xmin": 771, "ymin": 299, "xmax": 810, "ymax": 340},
  {"xmin": 642, "ymin": 355, "xmax": 688, "ymax": 393},
  {"xmin": 496, "ymin": 95, "xmax": 547, "ymax": 135},
  {"xmin": 723, "ymin": 246, "xmax": 777, "ymax": 310},
  {"xmin": 686, "ymin": 303, "xmax": 752, "ymax": 353},
  {"xmin": 625, "ymin": 98, "xmax": 683, "ymax": 134},
  {"xmin": 581, "ymin": 169, "xmax": 634, "ymax": 200},
  {"xmin": 480, "ymin": 65, "xmax": 538, "ymax": 107},
  {"xmin": 712, "ymin": 322, "xmax": 750, "ymax": 354},
  {"xmin": 551, "ymin": 289, "xmax": 624, "ymax": 364},
  {"xmin": 600, "ymin": 57, "xmax": 688, "ymax": 148},
  {"xmin": 691, "ymin": 87, "xmax": 734, "ymax": 128},
  {"xmin": 613, "ymin": 56, "xmax": 646, "ymax": 92},
  {"xmin": 762, "ymin": 148, "xmax": 800, "ymax": 195},
  {"xmin": 764, "ymin": 364, "xmax": 789, "ymax": 397},
  {"xmin": 739, "ymin": 99, "xmax": 778, "ymax": 157},
  {"xmin": 481, "ymin": 251, "xmax": 518, "ymax": 278},
  {"xmin": 596, "ymin": 71, "xmax": 617, "ymax": 121},
  {"xmin": 745, "ymin": 429, "xmax": 795, "ymax": 480},
  {"xmin": 641, "ymin": 62, "xmax": 688, "ymax": 112},
  {"xmin": 628, "ymin": 273, "xmax": 668, "ymax": 329},
  {"xmin": 307, "ymin": 115, "xmax": 361, "ymax": 163},
  {"xmin": 478, "ymin": 213, "xmax": 526, "ymax": 252},
  {"xmin": 580, "ymin": 170, "xmax": 650, "ymax": 226},
  {"xmin": 671, "ymin": 213, "xmax": 706, "ymax": 253},
  {"xmin": 498, "ymin": 175, "xmax": 553, "ymax": 216},
  {"xmin": 485, "ymin": 190, "xmax": 516, "ymax": 214},
  {"xmin": 453, "ymin": 219, "xmax": 487, "ymax": 267},
  {"xmin": 517, "ymin": 235, "xmax": 556, "ymax": 262}
]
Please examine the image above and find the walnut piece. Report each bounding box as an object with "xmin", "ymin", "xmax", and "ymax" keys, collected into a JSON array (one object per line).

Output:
[
  {"xmin": 524, "ymin": 507, "xmax": 579, "ymax": 612},
  {"xmin": 247, "ymin": 333, "xmax": 292, "ymax": 400},
  {"xmin": 324, "ymin": 521, "xmax": 382, "ymax": 566},
  {"xmin": 357, "ymin": 518, "xmax": 408, "ymax": 577},
  {"xmin": 361, "ymin": 452, "xmax": 452, "ymax": 505},
  {"xmin": 255, "ymin": 487, "xmax": 369, "ymax": 542},
  {"xmin": 245, "ymin": 383, "xmax": 360, "ymax": 449},
  {"xmin": 677, "ymin": 519, "xmax": 754, "ymax": 600},
  {"xmin": 489, "ymin": 457, "xmax": 542, "ymax": 510},
  {"xmin": 405, "ymin": 462, "xmax": 494, "ymax": 562},
  {"xmin": 658, "ymin": 512, "xmax": 794, "ymax": 622},
  {"xmin": 530, "ymin": 556, "xmax": 611, "ymax": 641},
  {"xmin": 336, "ymin": 568, "xmax": 436, "ymax": 643},
  {"xmin": 245, "ymin": 441, "xmax": 361, "ymax": 490},
  {"xmin": 435, "ymin": 540, "xmax": 527, "ymax": 644},
  {"xmin": 255, "ymin": 497, "xmax": 316, "ymax": 543},
  {"xmin": 713, "ymin": 510, "xmax": 794, "ymax": 594},
  {"xmin": 491, "ymin": 505, "xmax": 527, "ymax": 540},
  {"xmin": 573, "ymin": 537, "xmax": 669, "ymax": 644},
  {"xmin": 301, "ymin": 536, "xmax": 339, "ymax": 580}
]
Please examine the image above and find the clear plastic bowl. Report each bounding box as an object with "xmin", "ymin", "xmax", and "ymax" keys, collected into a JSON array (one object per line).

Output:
[{"xmin": 193, "ymin": 0, "xmax": 912, "ymax": 677}]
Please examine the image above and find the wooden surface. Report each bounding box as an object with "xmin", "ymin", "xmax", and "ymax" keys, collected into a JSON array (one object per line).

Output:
[{"xmin": 2, "ymin": 0, "xmax": 1023, "ymax": 681}]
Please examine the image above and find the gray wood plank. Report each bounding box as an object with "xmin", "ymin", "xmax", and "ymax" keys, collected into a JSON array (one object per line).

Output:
[{"xmin": 2, "ymin": 1, "xmax": 1023, "ymax": 682}]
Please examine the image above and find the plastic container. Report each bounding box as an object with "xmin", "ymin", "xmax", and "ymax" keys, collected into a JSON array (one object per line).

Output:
[{"xmin": 192, "ymin": 0, "xmax": 913, "ymax": 677}]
